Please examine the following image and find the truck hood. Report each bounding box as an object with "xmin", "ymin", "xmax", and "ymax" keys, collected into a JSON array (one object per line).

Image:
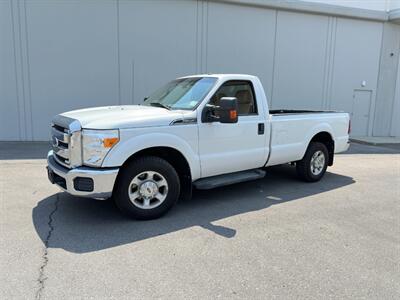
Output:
[{"xmin": 59, "ymin": 105, "xmax": 187, "ymax": 129}]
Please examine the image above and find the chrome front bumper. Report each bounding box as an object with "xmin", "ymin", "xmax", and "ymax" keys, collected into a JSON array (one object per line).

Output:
[{"xmin": 47, "ymin": 151, "xmax": 119, "ymax": 199}]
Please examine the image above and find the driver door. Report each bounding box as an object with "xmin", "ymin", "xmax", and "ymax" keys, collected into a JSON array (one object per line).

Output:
[{"xmin": 198, "ymin": 80, "xmax": 268, "ymax": 178}]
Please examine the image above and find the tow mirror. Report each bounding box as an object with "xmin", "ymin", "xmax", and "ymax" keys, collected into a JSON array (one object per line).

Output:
[
  {"xmin": 218, "ymin": 97, "xmax": 238, "ymax": 123},
  {"xmin": 202, "ymin": 97, "xmax": 238, "ymax": 123}
]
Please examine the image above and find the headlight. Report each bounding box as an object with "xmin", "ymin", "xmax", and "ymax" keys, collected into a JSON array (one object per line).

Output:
[{"xmin": 82, "ymin": 129, "xmax": 119, "ymax": 167}]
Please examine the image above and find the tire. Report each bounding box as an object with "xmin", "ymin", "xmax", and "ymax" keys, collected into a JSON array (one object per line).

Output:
[
  {"xmin": 113, "ymin": 156, "xmax": 180, "ymax": 220},
  {"xmin": 296, "ymin": 142, "xmax": 329, "ymax": 182}
]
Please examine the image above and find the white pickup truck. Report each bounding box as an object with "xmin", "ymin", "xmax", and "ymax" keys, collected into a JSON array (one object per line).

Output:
[{"xmin": 47, "ymin": 74, "xmax": 350, "ymax": 219}]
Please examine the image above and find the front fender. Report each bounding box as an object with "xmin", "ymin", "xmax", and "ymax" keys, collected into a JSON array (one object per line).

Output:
[{"xmin": 102, "ymin": 132, "xmax": 201, "ymax": 180}]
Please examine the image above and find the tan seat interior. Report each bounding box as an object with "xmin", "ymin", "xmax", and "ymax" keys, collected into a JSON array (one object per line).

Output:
[
  {"xmin": 209, "ymin": 85, "xmax": 255, "ymax": 115},
  {"xmin": 235, "ymin": 90, "xmax": 253, "ymax": 114}
]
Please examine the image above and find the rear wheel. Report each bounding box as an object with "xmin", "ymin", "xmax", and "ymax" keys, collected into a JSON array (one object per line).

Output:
[
  {"xmin": 113, "ymin": 156, "xmax": 180, "ymax": 220},
  {"xmin": 296, "ymin": 142, "xmax": 328, "ymax": 182}
]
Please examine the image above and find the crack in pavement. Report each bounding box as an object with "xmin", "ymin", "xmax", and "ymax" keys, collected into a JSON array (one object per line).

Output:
[{"xmin": 35, "ymin": 194, "xmax": 60, "ymax": 300}]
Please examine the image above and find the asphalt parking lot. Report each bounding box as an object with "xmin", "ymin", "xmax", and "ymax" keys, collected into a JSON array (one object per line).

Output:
[{"xmin": 1, "ymin": 142, "xmax": 399, "ymax": 299}]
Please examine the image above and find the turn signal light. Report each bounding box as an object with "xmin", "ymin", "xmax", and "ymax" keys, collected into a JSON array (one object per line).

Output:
[
  {"xmin": 103, "ymin": 137, "xmax": 119, "ymax": 148},
  {"xmin": 230, "ymin": 110, "xmax": 237, "ymax": 120}
]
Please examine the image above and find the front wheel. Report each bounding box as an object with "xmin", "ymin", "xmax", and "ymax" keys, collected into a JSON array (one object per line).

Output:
[
  {"xmin": 296, "ymin": 142, "xmax": 329, "ymax": 182},
  {"xmin": 113, "ymin": 156, "xmax": 180, "ymax": 220}
]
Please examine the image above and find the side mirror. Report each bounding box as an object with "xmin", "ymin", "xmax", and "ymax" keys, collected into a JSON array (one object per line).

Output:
[
  {"xmin": 202, "ymin": 97, "xmax": 238, "ymax": 123},
  {"xmin": 218, "ymin": 97, "xmax": 238, "ymax": 123}
]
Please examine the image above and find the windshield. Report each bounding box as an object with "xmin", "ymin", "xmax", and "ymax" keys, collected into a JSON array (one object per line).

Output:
[{"xmin": 143, "ymin": 77, "xmax": 217, "ymax": 110}]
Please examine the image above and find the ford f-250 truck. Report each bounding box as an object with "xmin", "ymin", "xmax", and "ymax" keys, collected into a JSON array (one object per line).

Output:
[{"xmin": 47, "ymin": 74, "xmax": 350, "ymax": 219}]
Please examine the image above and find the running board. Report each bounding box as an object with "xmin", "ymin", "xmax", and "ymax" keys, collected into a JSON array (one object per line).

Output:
[{"xmin": 193, "ymin": 169, "xmax": 266, "ymax": 190}]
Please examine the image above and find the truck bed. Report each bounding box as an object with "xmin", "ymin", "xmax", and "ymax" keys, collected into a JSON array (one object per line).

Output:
[{"xmin": 266, "ymin": 110, "xmax": 349, "ymax": 167}]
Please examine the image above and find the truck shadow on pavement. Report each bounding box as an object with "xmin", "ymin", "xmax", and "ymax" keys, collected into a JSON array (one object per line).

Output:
[{"xmin": 32, "ymin": 164, "xmax": 355, "ymax": 253}]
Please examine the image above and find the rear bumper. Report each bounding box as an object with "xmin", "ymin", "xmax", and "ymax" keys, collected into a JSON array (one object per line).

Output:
[
  {"xmin": 46, "ymin": 150, "xmax": 119, "ymax": 199},
  {"xmin": 335, "ymin": 136, "xmax": 350, "ymax": 153}
]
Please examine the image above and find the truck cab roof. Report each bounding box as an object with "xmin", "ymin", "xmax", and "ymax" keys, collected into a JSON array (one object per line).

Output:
[{"xmin": 179, "ymin": 74, "xmax": 259, "ymax": 81}]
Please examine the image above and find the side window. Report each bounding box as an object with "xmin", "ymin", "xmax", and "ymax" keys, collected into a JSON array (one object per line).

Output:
[{"xmin": 209, "ymin": 80, "xmax": 257, "ymax": 115}]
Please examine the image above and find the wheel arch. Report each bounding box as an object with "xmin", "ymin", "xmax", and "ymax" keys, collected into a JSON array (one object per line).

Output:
[
  {"xmin": 102, "ymin": 133, "xmax": 200, "ymax": 179},
  {"xmin": 119, "ymin": 146, "xmax": 193, "ymax": 201},
  {"xmin": 308, "ymin": 131, "xmax": 335, "ymax": 166}
]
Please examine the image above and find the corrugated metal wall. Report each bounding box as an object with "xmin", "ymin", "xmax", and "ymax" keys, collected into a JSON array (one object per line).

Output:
[{"xmin": 1, "ymin": 0, "xmax": 398, "ymax": 140}]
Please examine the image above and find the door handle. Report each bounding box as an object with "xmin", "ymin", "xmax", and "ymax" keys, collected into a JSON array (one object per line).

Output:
[{"xmin": 258, "ymin": 123, "xmax": 265, "ymax": 135}]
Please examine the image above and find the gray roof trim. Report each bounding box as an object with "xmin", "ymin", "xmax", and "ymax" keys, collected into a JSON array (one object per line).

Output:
[
  {"xmin": 389, "ymin": 8, "xmax": 400, "ymax": 24},
  {"xmin": 211, "ymin": 0, "xmax": 389, "ymax": 22}
]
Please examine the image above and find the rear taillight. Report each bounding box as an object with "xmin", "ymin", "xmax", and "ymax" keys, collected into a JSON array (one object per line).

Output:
[{"xmin": 348, "ymin": 119, "xmax": 351, "ymax": 134}]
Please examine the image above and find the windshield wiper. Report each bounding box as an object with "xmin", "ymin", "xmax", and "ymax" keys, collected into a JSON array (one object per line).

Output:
[{"xmin": 148, "ymin": 102, "xmax": 171, "ymax": 110}]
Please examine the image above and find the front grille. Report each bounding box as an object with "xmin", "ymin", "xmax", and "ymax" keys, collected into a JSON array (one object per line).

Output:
[
  {"xmin": 51, "ymin": 123, "xmax": 71, "ymax": 168},
  {"xmin": 51, "ymin": 115, "xmax": 82, "ymax": 168},
  {"xmin": 57, "ymin": 140, "xmax": 68, "ymax": 148},
  {"xmin": 53, "ymin": 123, "xmax": 68, "ymax": 133},
  {"xmin": 55, "ymin": 153, "xmax": 69, "ymax": 165}
]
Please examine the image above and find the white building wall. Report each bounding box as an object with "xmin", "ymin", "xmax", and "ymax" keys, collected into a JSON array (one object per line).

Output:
[
  {"xmin": 118, "ymin": 0, "xmax": 199, "ymax": 106},
  {"xmin": 373, "ymin": 22, "xmax": 400, "ymax": 136},
  {"xmin": 26, "ymin": 1, "xmax": 120, "ymax": 141},
  {"xmin": 1, "ymin": 0, "xmax": 399, "ymax": 140},
  {"xmin": 330, "ymin": 18, "xmax": 382, "ymax": 136},
  {"xmin": 0, "ymin": 0, "xmax": 20, "ymax": 140},
  {"xmin": 272, "ymin": 11, "xmax": 329, "ymax": 110},
  {"xmin": 206, "ymin": 2, "xmax": 276, "ymax": 102},
  {"xmin": 390, "ymin": 0, "xmax": 400, "ymax": 10},
  {"xmin": 391, "ymin": 55, "xmax": 400, "ymax": 137}
]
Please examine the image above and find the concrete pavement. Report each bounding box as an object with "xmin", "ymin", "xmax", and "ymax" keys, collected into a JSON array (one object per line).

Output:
[{"xmin": 1, "ymin": 142, "xmax": 399, "ymax": 299}]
